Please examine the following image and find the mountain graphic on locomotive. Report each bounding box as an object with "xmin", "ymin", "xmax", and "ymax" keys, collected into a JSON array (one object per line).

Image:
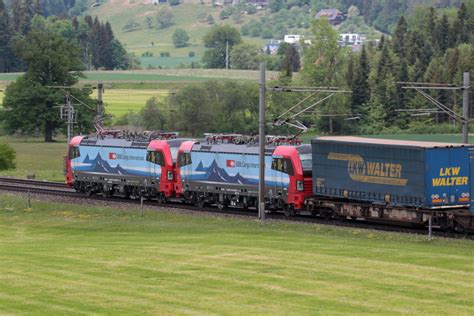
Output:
[{"xmin": 65, "ymin": 131, "xmax": 474, "ymax": 231}]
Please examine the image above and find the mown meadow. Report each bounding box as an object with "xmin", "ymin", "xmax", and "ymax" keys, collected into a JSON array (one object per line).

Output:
[{"xmin": 0, "ymin": 194, "xmax": 472, "ymax": 314}]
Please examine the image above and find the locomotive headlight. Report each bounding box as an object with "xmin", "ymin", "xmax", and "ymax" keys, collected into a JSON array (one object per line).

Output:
[
  {"xmin": 167, "ymin": 171, "xmax": 173, "ymax": 181},
  {"xmin": 297, "ymin": 180, "xmax": 304, "ymax": 191}
]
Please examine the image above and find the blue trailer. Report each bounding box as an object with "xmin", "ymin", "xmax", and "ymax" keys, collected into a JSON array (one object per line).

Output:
[{"xmin": 312, "ymin": 137, "xmax": 472, "ymax": 209}]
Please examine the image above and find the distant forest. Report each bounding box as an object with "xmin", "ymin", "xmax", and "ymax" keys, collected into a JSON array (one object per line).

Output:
[
  {"xmin": 310, "ymin": 0, "xmax": 467, "ymax": 32},
  {"xmin": 0, "ymin": 0, "xmax": 135, "ymax": 73}
]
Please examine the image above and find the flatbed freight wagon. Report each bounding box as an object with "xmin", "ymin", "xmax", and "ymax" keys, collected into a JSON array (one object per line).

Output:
[{"xmin": 311, "ymin": 137, "xmax": 472, "ymax": 209}]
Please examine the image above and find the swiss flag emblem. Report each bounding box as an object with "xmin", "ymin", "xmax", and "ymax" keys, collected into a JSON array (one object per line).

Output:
[
  {"xmin": 226, "ymin": 160, "xmax": 235, "ymax": 167},
  {"xmin": 109, "ymin": 152, "xmax": 117, "ymax": 160}
]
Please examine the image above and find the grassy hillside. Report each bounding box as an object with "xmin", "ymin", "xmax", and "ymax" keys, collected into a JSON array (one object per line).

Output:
[
  {"xmin": 88, "ymin": 0, "xmax": 270, "ymax": 68},
  {"xmin": 0, "ymin": 194, "xmax": 472, "ymax": 314}
]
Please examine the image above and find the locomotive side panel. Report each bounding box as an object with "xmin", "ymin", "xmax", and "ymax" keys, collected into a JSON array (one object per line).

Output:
[
  {"xmin": 180, "ymin": 150, "xmax": 289, "ymax": 199},
  {"xmin": 71, "ymin": 144, "xmax": 161, "ymax": 188}
]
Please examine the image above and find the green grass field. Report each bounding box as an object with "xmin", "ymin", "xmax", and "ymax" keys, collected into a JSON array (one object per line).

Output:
[
  {"xmin": 0, "ymin": 136, "xmax": 67, "ymax": 182},
  {"xmin": 91, "ymin": 88, "xmax": 169, "ymax": 117},
  {"xmin": 0, "ymin": 69, "xmax": 277, "ymax": 84},
  {"xmin": 0, "ymin": 193, "xmax": 472, "ymax": 314}
]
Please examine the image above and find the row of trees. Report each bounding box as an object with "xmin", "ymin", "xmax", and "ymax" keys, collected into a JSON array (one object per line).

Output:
[
  {"xmin": 0, "ymin": 0, "xmax": 133, "ymax": 72},
  {"xmin": 308, "ymin": 0, "xmax": 465, "ymax": 32},
  {"xmin": 119, "ymin": 81, "xmax": 259, "ymax": 136},
  {"xmin": 0, "ymin": 25, "xmax": 96, "ymax": 141},
  {"xmin": 201, "ymin": 24, "xmax": 301, "ymax": 72}
]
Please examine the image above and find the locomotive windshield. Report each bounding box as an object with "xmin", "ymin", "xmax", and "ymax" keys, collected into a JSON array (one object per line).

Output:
[
  {"xmin": 69, "ymin": 146, "xmax": 80, "ymax": 159},
  {"xmin": 297, "ymin": 145, "xmax": 312, "ymax": 176}
]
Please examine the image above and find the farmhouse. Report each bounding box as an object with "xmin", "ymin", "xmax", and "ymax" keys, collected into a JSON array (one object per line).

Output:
[{"xmin": 315, "ymin": 8, "xmax": 344, "ymax": 25}]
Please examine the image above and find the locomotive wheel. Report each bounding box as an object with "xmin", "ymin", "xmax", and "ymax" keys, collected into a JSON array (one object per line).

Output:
[
  {"xmin": 217, "ymin": 203, "xmax": 225, "ymax": 210},
  {"xmin": 157, "ymin": 195, "xmax": 167, "ymax": 205},
  {"xmin": 283, "ymin": 205, "xmax": 295, "ymax": 217}
]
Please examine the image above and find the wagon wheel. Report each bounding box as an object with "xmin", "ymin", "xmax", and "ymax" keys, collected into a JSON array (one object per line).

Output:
[
  {"xmin": 85, "ymin": 187, "xmax": 93, "ymax": 196},
  {"xmin": 101, "ymin": 188, "xmax": 111, "ymax": 198},
  {"xmin": 197, "ymin": 198, "xmax": 206, "ymax": 209}
]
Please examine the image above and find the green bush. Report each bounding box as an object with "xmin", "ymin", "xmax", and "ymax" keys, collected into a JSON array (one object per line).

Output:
[
  {"xmin": 188, "ymin": 51, "xmax": 195, "ymax": 57},
  {"xmin": 0, "ymin": 142, "xmax": 16, "ymax": 171}
]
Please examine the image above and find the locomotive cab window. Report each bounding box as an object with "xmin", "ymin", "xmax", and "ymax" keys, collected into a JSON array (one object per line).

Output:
[
  {"xmin": 271, "ymin": 158, "xmax": 294, "ymax": 175},
  {"xmin": 69, "ymin": 146, "xmax": 80, "ymax": 159},
  {"xmin": 146, "ymin": 151, "xmax": 164, "ymax": 165},
  {"xmin": 178, "ymin": 152, "xmax": 192, "ymax": 167}
]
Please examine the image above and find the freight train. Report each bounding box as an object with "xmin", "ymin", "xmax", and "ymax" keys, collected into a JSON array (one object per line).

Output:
[{"xmin": 65, "ymin": 132, "xmax": 474, "ymax": 231}]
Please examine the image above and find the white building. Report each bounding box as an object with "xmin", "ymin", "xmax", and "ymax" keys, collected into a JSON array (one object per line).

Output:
[
  {"xmin": 338, "ymin": 33, "xmax": 367, "ymax": 46},
  {"xmin": 284, "ymin": 35, "xmax": 302, "ymax": 44}
]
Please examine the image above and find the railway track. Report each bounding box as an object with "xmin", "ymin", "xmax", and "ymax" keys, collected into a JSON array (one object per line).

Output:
[
  {"xmin": 0, "ymin": 177, "xmax": 471, "ymax": 240},
  {"xmin": 0, "ymin": 177, "xmax": 69, "ymax": 189}
]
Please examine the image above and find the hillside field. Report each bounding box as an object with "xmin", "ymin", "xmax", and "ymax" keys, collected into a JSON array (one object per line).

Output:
[
  {"xmin": 88, "ymin": 1, "xmax": 270, "ymax": 68},
  {"xmin": 0, "ymin": 193, "xmax": 472, "ymax": 314}
]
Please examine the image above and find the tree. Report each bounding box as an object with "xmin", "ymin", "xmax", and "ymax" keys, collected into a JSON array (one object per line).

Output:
[
  {"xmin": 156, "ymin": 8, "xmax": 174, "ymax": 29},
  {"xmin": 140, "ymin": 97, "xmax": 167, "ymax": 130},
  {"xmin": 0, "ymin": 142, "xmax": 15, "ymax": 170},
  {"xmin": 436, "ymin": 13, "xmax": 450, "ymax": 54},
  {"xmin": 0, "ymin": 0, "xmax": 15, "ymax": 72},
  {"xmin": 351, "ymin": 45, "xmax": 370, "ymax": 111},
  {"xmin": 229, "ymin": 43, "xmax": 261, "ymax": 70},
  {"xmin": 427, "ymin": 7, "xmax": 437, "ymax": 43},
  {"xmin": 207, "ymin": 14, "xmax": 214, "ymax": 25},
  {"xmin": 452, "ymin": 3, "xmax": 469, "ymax": 45},
  {"xmin": 269, "ymin": 0, "xmax": 284, "ymax": 13},
  {"xmin": 244, "ymin": 4, "xmax": 256, "ymax": 14},
  {"xmin": 280, "ymin": 44, "xmax": 300, "ymax": 77},
  {"xmin": 202, "ymin": 25, "xmax": 241, "ymax": 68},
  {"xmin": 301, "ymin": 19, "xmax": 340, "ymax": 86},
  {"xmin": 170, "ymin": 84, "xmax": 217, "ymax": 135},
  {"xmin": 392, "ymin": 16, "xmax": 407, "ymax": 57},
  {"xmin": 301, "ymin": 19, "xmax": 348, "ymax": 133},
  {"xmin": 220, "ymin": 6, "xmax": 233, "ymax": 20},
  {"xmin": 1, "ymin": 29, "xmax": 95, "ymax": 142},
  {"xmin": 172, "ymin": 28, "xmax": 189, "ymax": 48},
  {"xmin": 145, "ymin": 16, "xmax": 153, "ymax": 29}
]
